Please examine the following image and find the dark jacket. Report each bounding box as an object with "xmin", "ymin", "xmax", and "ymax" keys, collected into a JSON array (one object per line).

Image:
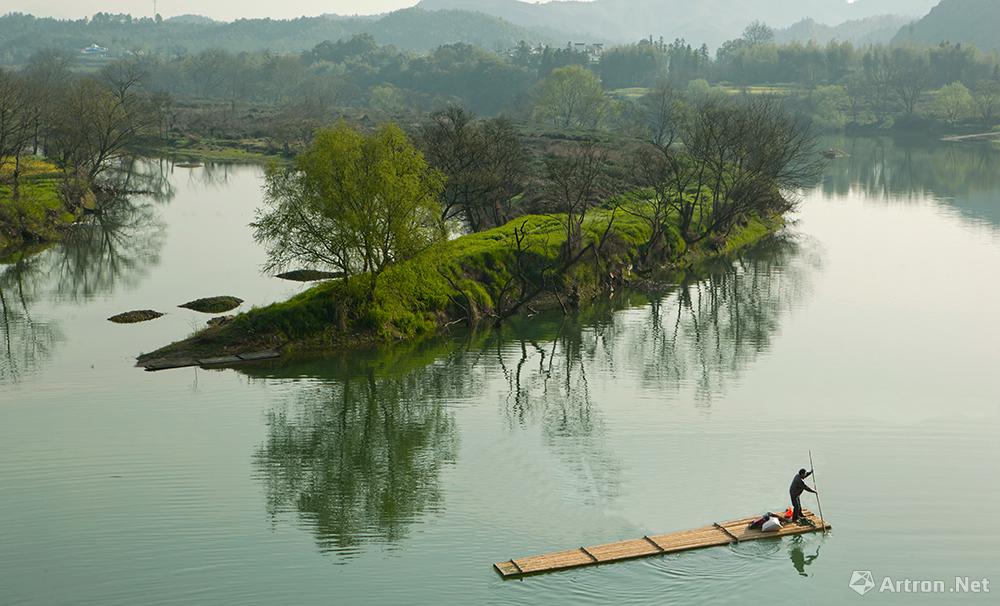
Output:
[{"xmin": 790, "ymin": 471, "xmax": 815, "ymax": 497}]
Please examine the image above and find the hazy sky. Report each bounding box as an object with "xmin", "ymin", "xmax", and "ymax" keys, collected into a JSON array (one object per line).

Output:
[
  {"xmin": 6, "ymin": 1, "xmax": 429, "ymax": 20},
  {"xmin": 0, "ymin": 1, "xmax": 867, "ymax": 21}
]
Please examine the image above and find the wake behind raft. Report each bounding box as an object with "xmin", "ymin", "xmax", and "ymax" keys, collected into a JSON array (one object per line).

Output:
[{"xmin": 493, "ymin": 509, "xmax": 831, "ymax": 578}]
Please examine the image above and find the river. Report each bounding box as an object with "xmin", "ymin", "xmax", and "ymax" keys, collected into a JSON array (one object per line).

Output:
[{"xmin": 1, "ymin": 138, "xmax": 998, "ymax": 605}]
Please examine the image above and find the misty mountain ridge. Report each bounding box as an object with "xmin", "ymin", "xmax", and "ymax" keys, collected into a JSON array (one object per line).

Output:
[
  {"xmin": 417, "ymin": 0, "xmax": 940, "ymax": 47},
  {"xmin": 893, "ymin": 0, "xmax": 1000, "ymax": 53},
  {"xmin": 5, "ymin": 0, "xmax": 986, "ymax": 65},
  {"xmin": 775, "ymin": 15, "xmax": 913, "ymax": 46}
]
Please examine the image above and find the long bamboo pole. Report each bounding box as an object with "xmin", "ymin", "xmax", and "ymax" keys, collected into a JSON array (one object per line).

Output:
[{"xmin": 809, "ymin": 449, "xmax": 827, "ymax": 534}]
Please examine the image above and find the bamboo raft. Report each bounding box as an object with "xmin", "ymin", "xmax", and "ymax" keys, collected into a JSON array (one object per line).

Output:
[
  {"xmin": 494, "ymin": 510, "xmax": 830, "ymax": 578},
  {"xmin": 137, "ymin": 350, "xmax": 282, "ymax": 372}
]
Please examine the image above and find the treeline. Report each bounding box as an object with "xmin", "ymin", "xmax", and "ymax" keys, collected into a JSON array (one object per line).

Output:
[
  {"xmin": 708, "ymin": 22, "xmax": 1000, "ymax": 129},
  {"xmin": 68, "ymin": 26, "xmax": 1000, "ymax": 139},
  {"xmin": 115, "ymin": 36, "xmax": 698, "ymax": 116},
  {"xmin": 132, "ymin": 36, "xmax": 532, "ymax": 115},
  {"xmin": 0, "ymin": 9, "xmax": 557, "ymax": 61}
]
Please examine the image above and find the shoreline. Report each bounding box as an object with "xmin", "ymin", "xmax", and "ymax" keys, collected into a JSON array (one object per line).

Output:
[{"xmin": 0, "ymin": 159, "xmax": 88, "ymax": 255}]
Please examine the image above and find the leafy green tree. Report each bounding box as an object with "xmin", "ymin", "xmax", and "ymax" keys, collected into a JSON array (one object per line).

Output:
[
  {"xmin": 368, "ymin": 84, "xmax": 409, "ymax": 115},
  {"xmin": 402, "ymin": 44, "xmax": 534, "ymax": 115},
  {"xmin": 686, "ymin": 78, "xmax": 712, "ymax": 100},
  {"xmin": 934, "ymin": 81, "xmax": 975, "ymax": 124},
  {"xmin": 532, "ymin": 65, "xmax": 607, "ymax": 130},
  {"xmin": 973, "ymin": 79, "xmax": 1000, "ymax": 125},
  {"xmin": 665, "ymin": 39, "xmax": 710, "ymax": 87},
  {"xmin": 253, "ymin": 123, "xmax": 445, "ymax": 297}
]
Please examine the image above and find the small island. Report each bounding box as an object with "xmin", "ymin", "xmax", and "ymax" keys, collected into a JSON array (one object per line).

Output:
[{"xmin": 139, "ymin": 98, "xmax": 821, "ymax": 366}]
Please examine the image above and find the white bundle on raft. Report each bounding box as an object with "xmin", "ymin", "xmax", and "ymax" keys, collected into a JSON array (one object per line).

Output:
[{"xmin": 761, "ymin": 517, "xmax": 783, "ymax": 532}]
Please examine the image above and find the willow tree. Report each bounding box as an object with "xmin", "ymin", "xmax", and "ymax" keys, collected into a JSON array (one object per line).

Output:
[{"xmin": 252, "ymin": 123, "xmax": 446, "ymax": 298}]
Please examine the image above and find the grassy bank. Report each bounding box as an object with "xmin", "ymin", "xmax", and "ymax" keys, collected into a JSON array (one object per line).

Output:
[
  {"xmin": 0, "ymin": 159, "xmax": 80, "ymax": 252},
  {"xmin": 139, "ymin": 208, "xmax": 782, "ymax": 363},
  {"xmin": 130, "ymin": 136, "xmax": 287, "ymax": 165}
]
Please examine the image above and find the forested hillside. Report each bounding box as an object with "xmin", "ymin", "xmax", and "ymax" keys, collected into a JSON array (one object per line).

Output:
[
  {"xmin": 893, "ymin": 0, "xmax": 1000, "ymax": 53},
  {"xmin": 0, "ymin": 8, "xmax": 561, "ymax": 63}
]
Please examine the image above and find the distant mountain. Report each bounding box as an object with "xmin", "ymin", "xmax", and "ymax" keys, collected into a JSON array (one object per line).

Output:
[
  {"xmin": 366, "ymin": 8, "xmax": 567, "ymax": 51},
  {"xmin": 776, "ymin": 15, "xmax": 912, "ymax": 46},
  {"xmin": 417, "ymin": 0, "xmax": 940, "ymax": 47},
  {"xmin": 893, "ymin": 0, "xmax": 1000, "ymax": 53},
  {"xmin": 0, "ymin": 8, "xmax": 559, "ymax": 62}
]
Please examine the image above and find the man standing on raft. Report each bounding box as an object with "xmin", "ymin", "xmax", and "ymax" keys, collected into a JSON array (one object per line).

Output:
[{"xmin": 790, "ymin": 468, "xmax": 817, "ymax": 523}]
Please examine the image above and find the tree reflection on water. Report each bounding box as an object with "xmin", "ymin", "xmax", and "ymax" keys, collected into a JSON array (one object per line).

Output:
[
  {"xmin": 820, "ymin": 136, "xmax": 1000, "ymax": 229},
  {"xmin": 0, "ymin": 158, "xmax": 171, "ymax": 381},
  {"xmin": 626, "ymin": 235, "xmax": 814, "ymax": 402},
  {"xmin": 249, "ymin": 344, "xmax": 470, "ymax": 556},
  {"xmin": 53, "ymin": 194, "xmax": 165, "ymax": 301},
  {"xmin": 0, "ymin": 253, "xmax": 63, "ymax": 383}
]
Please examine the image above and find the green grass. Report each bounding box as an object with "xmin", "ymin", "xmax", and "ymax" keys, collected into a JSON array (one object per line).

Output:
[
  {"xmin": 608, "ymin": 87, "xmax": 652, "ymax": 99},
  {"xmin": 140, "ymin": 205, "xmax": 781, "ymax": 361},
  {"xmin": 0, "ymin": 159, "xmax": 76, "ymax": 251},
  {"xmin": 716, "ymin": 84, "xmax": 803, "ymax": 96}
]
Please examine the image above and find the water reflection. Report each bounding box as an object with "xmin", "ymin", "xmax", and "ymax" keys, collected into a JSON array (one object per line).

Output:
[
  {"xmin": 54, "ymin": 196, "xmax": 166, "ymax": 301},
  {"xmin": 495, "ymin": 309, "xmax": 630, "ymax": 505},
  {"xmin": 789, "ymin": 537, "xmax": 821, "ymax": 577},
  {"xmin": 48, "ymin": 159, "xmax": 173, "ymax": 301},
  {"xmin": 625, "ymin": 236, "xmax": 814, "ymax": 402},
  {"xmin": 0, "ymin": 158, "xmax": 172, "ymax": 380},
  {"xmin": 245, "ymin": 235, "xmax": 813, "ymax": 556},
  {"xmin": 249, "ymin": 342, "xmax": 471, "ymax": 556},
  {"xmin": 0, "ymin": 254, "xmax": 63, "ymax": 383},
  {"xmin": 821, "ymin": 136, "xmax": 1000, "ymax": 228},
  {"xmin": 109, "ymin": 157, "xmax": 177, "ymax": 205}
]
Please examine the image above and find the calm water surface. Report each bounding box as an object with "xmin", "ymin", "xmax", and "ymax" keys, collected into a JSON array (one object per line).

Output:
[{"xmin": 2, "ymin": 139, "xmax": 998, "ymax": 605}]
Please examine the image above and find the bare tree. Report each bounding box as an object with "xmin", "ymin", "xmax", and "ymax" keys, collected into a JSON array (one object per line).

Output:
[
  {"xmin": 742, "ymin": 21, "xmax": 775, "ymax": 47},
  {"xmin": 420, "ymin": 106, "xmax": 528, "ymax": 231},
  {"xmin": 681, "ymin": 97, "xmax": 822, "ymax": 243},
  {"xmin": 47, "ymin": 63, "xmax": 157, "ymax": 187},
  {"xmin": 625, "ymin": 143, "xmax": 697, "ymax": 262},
  {"xmin": 22, "ymin": 50, "xmax": 74, "ymax": 155},
  {"xmin": 420, "ymin": 106, "xmax": 480, "ymax": 225},
  {"xmin": 542, "ymin": 142, "xmax": 618, "ymax": 259},
  {"xmin": 640, "ymin": 80, "xmax": 686, "ymax": 152},
  {"xmin": 0, "ymin": 70, "xmax": 33, "ymax": 202},
  {"xmin": 886, "ymin": 48, "xmax": 931, "ymax": 116}
]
